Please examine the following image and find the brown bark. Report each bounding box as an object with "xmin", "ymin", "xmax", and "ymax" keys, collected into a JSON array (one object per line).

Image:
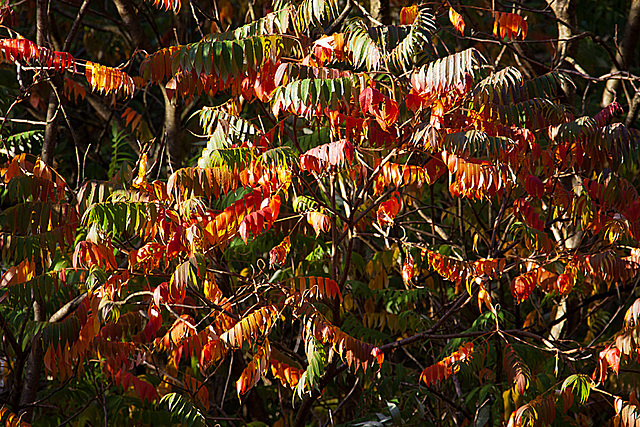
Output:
[
  {"xmin": 602, "ymin": 0, "xmax": 640, "ymax": 107},
  {"xmin": 546, "ymin": 0, "xmax": 578, "ymax": 105}
]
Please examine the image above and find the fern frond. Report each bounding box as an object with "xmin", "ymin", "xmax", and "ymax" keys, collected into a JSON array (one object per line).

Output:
[
  {"xmin": 82, "ymin": 201, "xmax": 157, "ymax": 239},
  {"xmin": 441, "ymin": 130, "xmax": 514, "ymax": 159},
  {"xmin": 388, "ymin": 5, "xmax": 436, "ymax": 73},
  {"xmin": 141, "ymin": 35, "xmax": 294, "ymax": 84},
  {"xmin": 503, "ymin": 343, "xmax": 531, "ymax": 394},
  {"xmin": 0, "ymin": 202, "xmax": 78, "ymax": 263},
  {"xmin": 275, "ymin": 63, "xmax": 356, "ymax": 86},
  {"xmin": 295, "ymin": 0, "xmax": 339, "ymax": 32},
  {"xmin": 271, "ymin": 76, "xmax": 360, "ymax": 119},
  {"xmin": 473, "ymin": 69, "xmax": 565, "ymax": 108},
  {"xmin": 344, "ymin": 18, "xmax": 384, "ymax": 71},
  {"xmin": 411, "ymin": 48, "xmax": 482, "ymax": 95},
  {"xmin": 220, "ymin": 304, "xmax": 279, "ymax": 350},
  {"xmin": 200, "ymin": 107, "xmax": 261, "ymax": 138}
]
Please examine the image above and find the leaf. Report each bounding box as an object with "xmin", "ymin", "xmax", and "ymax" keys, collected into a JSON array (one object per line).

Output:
[
  {"xmin": 411, "ymin": 48, "xmax": 481, "ymax": 95},
  {"xmin": 304, "ymin": 311, "xmax": 383, "ymax": 373},
  {"xmin": 400, "ymin": 5, "xmax": 419, "ymax": 25},
  {"xmin": 63, "ymin": 77, "xmax": 86, "ymax": 103},
  {"xmin": 503, "ymin": 343, "xmax": 531, "ymax": 395},
  {"xmin": 624, "ymin": 298, "xmax": 640, "ymax": 329},
  {"xmin": 271, "ymin": 358, "xmax": 304, "ymax": 388},
  {"xmin": 494, "ymin": 12, "xmax": 528, "ymax": 41},
  {"xmin": 160, "ymin": 393, "xmax": 205, "ymax": 426},
  {"xmin": 593, "ymin": 101, "xmax": 623, "ymax": 127},
  {"xmin": 419, "ymin": 342, "xmax": 474, "ymax": 386},
  {"xmin": 506, "ymin": 395, "xmax": 556, "ymax": 427},
  {"xmin": 220, "ymin": 304, "xmax": 278, "ymax": 349},
  {"xmin": 113, "ymin": 369, "xmax": 159, "ymax": 403},
  {"xmin": 402, "ymin": 254, "xmax": 415, "ymax": 284},
  {"xmin": 287, "ymin": 276, "xmax": 342, "ymax": 302},
  {"xmin": 359, "ymin": 87, "xmax": 399, "ymax": 131},
  {"xmin": 613, "ymin": 400, "xmax": 640, "ymax": 427},
  {"xmin": 271, "ymin": 76, "xmax": 361, "ymax": 119},
  {"xmin": 146, "ymin": 0, "xmax": 180, "ymax": 12},
  {"xmin": 511, "ymin": 270, "xmax": 537, "ymax": 304},
  {"xmin": 375, "ymin": 159, "xmax": 445, "ymax": 195},
  {"xmin": 85, "ymin": 62, "xmax": 136, "ymax": 98},
  {"xmin": 593, "ymin": 345, "xmax": 621, "ymax": 383},
  {"xmin": 561, "ymin": 374, "xmax": 591, "ymax": 404},
  {"xmin": 377, "ymin": 191, "xmax": 402, "ymax": 227},
  {"xmin": 237, "ymin": 341, "xmax": 271, "ymax": 397},
  {"xmin": 0, "ymin": 258, "xmax": 35, "ymax": 288},
  {"xmin": 300, "ymin": 139, "xmax": 354, "ymax": 174},
  {"xmin": 306, "ymin": 211, "xmax": 330, "ymax": 236},
  {"xmin": 183, "ymin": 373, "xmax": 209, "ymax": 411},
  {"xmin": 203, "ymin": 186, "xmax": 275, "ymax": 249},
  {"xmin": 513, "ymin": 199, "xmax": 545, "ymax": 231},
  {"xmin": 448, "ymin": 7, "xmax": 465, "ymax": 35},
  {"xmin": 0, "ymin": 405, "xmax": 31, "ymax": 426},
  {"xmin": 269, "ymin": 236, "xmax": 291, "ymax": 268},
  {"xmin": 237, "ymin": 194, "xmax": 281, "ymax": 244},
  {"xmin": 444, "ymin": 152, "xmax": 508, "ymax": 199},
  {"xmin": 0, "ymin": 38, "xmax": 76, "ymax": 72}
]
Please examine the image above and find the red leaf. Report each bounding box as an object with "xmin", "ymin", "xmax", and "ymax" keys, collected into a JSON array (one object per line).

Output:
[
  {"xmin": 359, "ymin": 87, "xmax": 399, "ymax": 130},
  {"xmin": 300, "ymin": 139, "xmax": 354, "ymax": 173},
  {"xmin": 513, "ymin": 199, "xmax": 545, "ymax": 231},
  {"xmin": 377, "ymin": 192, "xmax": 402, "ymax": 226},
  {"xmin": 524, "ymin": 174, "xmax": 545, "ymax": 199},
  {"xmin": 511, "ymin": 270, "xmax": 536, "ymax": 304}
]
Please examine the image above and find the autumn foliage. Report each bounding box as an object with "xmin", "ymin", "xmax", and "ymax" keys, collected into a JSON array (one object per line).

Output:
[{"xmin": 2, "ymin": 0, "xmax": 640, "ymax": 426}]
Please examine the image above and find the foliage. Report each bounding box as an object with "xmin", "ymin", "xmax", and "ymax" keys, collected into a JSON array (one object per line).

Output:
[{"xmin": 1, "ymin": 0, "xmax": 640, "ymax": 426}]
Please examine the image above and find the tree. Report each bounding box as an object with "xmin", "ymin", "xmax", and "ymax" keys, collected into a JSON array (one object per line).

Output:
[{"xmin": 1, "ymin": 0, "xmax": 640, "ymax": 426}]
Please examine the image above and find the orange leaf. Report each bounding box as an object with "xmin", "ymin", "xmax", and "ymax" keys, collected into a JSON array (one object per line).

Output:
[
  {"xmin": 420, "ymin": 342, "xmax": 474, "ymax": 386},
  {"xmin": 448, "ymin": 7, "xmax": 465, "ymax": 35},
  {"xmin": 402, "ymin": 254, "xmax": 415, "ymax": 284},
  {"xmin": 85, "ymin": 61, "xmax": 136, "ymax": 98},
  {"xmin": 221, "ymin": 305, "xmax": 278, "ymax": 349},
  {"xmin": 477, "ymin": 284, "xmax": 492, "ymax": 313},
  {"xmin": 289, "ymin": 276, "xmax": 343, "ymax": 302},
  {"xmin": 271, "ymin": 358, "xmax": 304, "ymax": 388},
  {"xmin": 307, "ymin": 211, "xmax": 331, "ymax": 236},
  {"xmin": 359, "ymin": 87, "xmax": 399, "ymax": 130},
  {"xmin": 400, "ymin": 5, "xmax": 419, "ymax": 25},
  {"xmin": 269, "ymin": 236, "xmax": 291, "ymax": 268},
  {"xmin": 493, "ymin": 12, "xmax": 527, "ymax": 41}
]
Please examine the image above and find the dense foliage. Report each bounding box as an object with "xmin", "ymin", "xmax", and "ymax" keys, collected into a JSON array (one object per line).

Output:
[{"xmin": 2, "ymin": 0, "xmax": 640, "ymax": 426}]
